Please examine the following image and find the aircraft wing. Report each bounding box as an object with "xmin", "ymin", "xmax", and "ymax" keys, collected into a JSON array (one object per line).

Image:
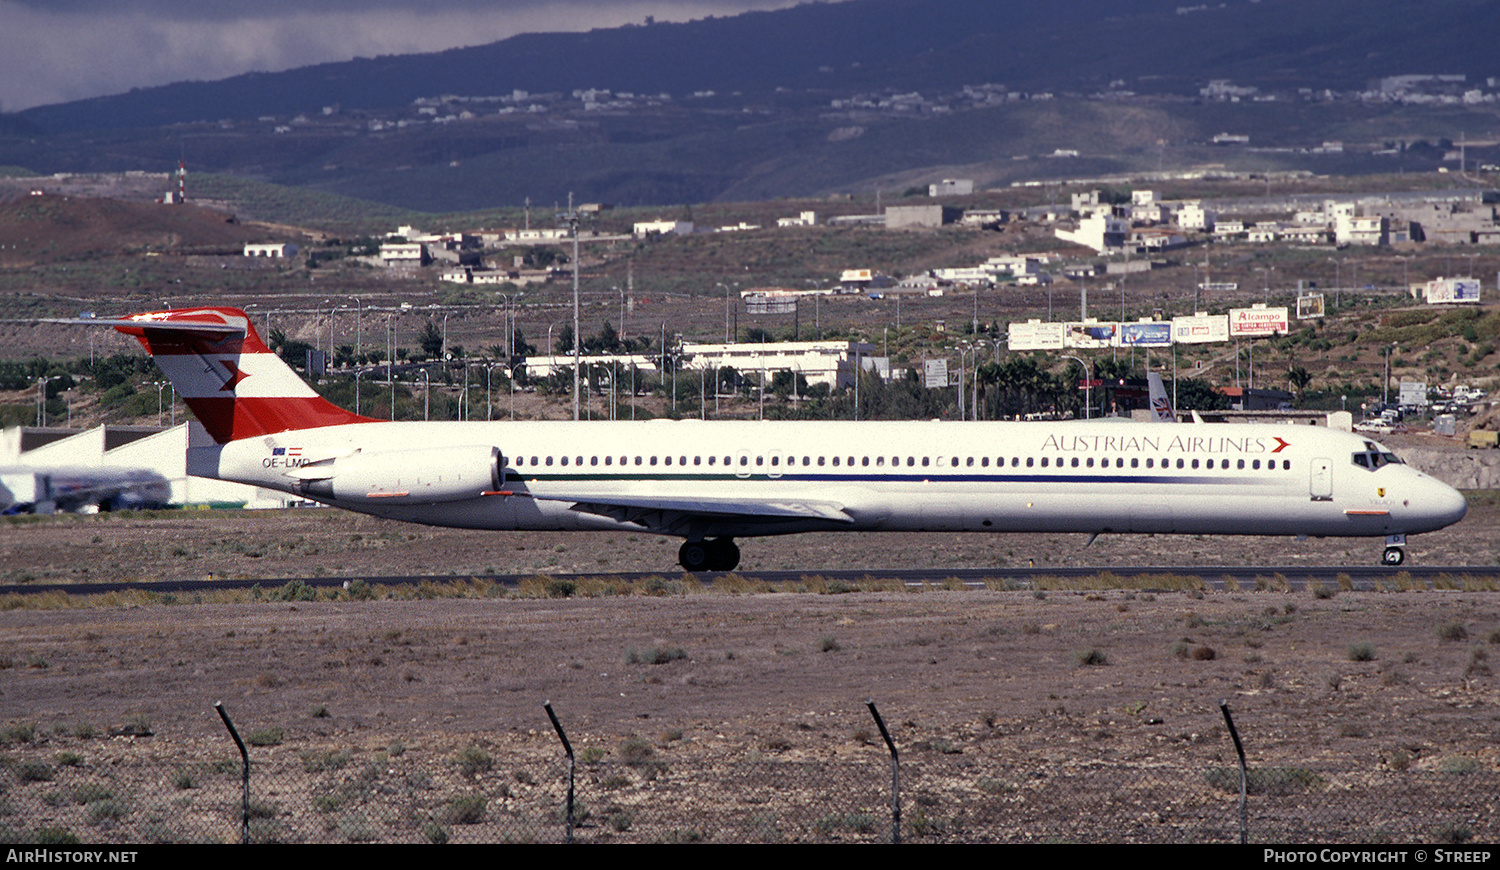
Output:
[{"xmin": 514, "ymin": 490, "xmax": 856, "ymax": 534}]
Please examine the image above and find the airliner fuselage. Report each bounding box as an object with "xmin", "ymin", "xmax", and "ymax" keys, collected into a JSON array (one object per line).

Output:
[{"xmin": 191, "ymin": 417, "xmax": 1467, "ymax": 570}]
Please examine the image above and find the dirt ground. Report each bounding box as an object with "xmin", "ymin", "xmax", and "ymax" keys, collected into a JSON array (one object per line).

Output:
[
  {"xmin": 2, "ymin": 491, "xmax": 1498, "ymax": 587},
  {"xmin": 3, "ymin": 496, "xmax": 1500, "ymax": 842},
  {"xmin": 4, "ymin": 586, "xmax": 1500, "ymax": 842}
]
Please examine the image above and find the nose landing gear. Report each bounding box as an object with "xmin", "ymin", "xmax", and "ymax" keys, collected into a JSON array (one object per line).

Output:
[{"xmin": 1381, "ymin": 533, "xmax": 1406, "ymax": 567}]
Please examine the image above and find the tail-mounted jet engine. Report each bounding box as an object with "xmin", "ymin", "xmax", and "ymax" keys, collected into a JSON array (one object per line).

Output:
[{"xmin": 292, "ymin": 445, "xmax": 501, "ymax": 505}]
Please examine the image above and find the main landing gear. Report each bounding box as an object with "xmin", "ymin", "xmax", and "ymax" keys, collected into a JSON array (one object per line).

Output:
[
  {"xmin": 1382, "ymin": 534, "xmax": 1406, "ymax": 567},
  {"xmin": 678, "ymin": 537, "xmax": 740, "ymax": 572}
]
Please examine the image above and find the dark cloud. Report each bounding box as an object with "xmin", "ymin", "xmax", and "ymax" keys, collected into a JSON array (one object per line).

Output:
[{"xmin": 0, "ymin": 0, "xmax": 808, "ymax": 112}]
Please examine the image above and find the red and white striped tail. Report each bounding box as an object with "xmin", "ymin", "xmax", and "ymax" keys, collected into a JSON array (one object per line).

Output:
[{"xmin": 114, "ymin": 307, "xmax": 375, "ymax": 443}]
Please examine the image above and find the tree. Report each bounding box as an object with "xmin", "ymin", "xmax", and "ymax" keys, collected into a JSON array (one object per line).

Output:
[
  {"xmin": 512, "ymin": 328, "xmax": 537, "ymax": 358},
  {"xmin": 1173, "ymin": 377, "xmax": 1232, "ymax": 411},
  {"xmin": 1288, "ymin": 365, "xmax": 1313, "ymax": 407},
  {"xmin": 585, "ymin": 321, "xmax": 622, "ymax": 354},
  {"xmin": 418, "ymin": 320, "xmax": 444, "ymax": 358}
]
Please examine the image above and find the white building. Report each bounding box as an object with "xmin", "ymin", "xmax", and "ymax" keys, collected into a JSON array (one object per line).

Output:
[
  {"xmin": 633, "ymin": 219, "xmax": 694, "ymax": 238},
  {"xmin": 1, "ymin": 424, "xmax": 283, "ymax": 509},
  {"xmin": 1055, "ymin": 212, "xmax": 1128, "ymax": 252},
  {"xmin": 243, "ymin": 243, "xmax": 299, "ymax": 258},
  {"xmin": 681, "ymin": 340, "xmax": 880, "ymax": 390},
  {"xmin": 776, "ymin": 211, "xmax": 817, "ymax": 228},
  {"xmin": 380, "ymin": 242, "xmax": 428, "ymax": 267},
  {"xmin": 929, "ymin": 179, "xmax": 974, "ymax": 197},
  {"xmin": 1175, "ymin": 201, "xmax": 1216, "ymax": 232},
  {"xmin": 523, "ymin": 353, "xmax": 660, "ymax": 378}
]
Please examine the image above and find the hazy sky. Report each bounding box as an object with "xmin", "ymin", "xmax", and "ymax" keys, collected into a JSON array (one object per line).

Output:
[{"xmin": 0, "ymin": 0, "xmax": 812, "ymax": 112}]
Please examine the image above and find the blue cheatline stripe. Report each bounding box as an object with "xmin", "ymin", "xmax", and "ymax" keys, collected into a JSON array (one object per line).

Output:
[{"xmin": 514, "ymin": 471, "xmax": 1286, "ymax": 487}]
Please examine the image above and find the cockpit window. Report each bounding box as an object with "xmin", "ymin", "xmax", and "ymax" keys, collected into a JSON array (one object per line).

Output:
[{"xmin": 1353, "ymin": 441, "xmax": 1404, "ymax": 471}]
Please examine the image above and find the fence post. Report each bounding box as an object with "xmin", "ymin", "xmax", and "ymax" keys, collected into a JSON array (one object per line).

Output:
[
  {"xmin": 865, "ymin": 699, "xmax": 900, "ymax": 844},
  {"xmin": 1219, "ymin": 700, "xmax": 1248, "ymax": 845},
  {"xmin": 543, "ymin": 701, "xmax": 575, "ymax": 844},
  {"xmin": 214, "ymin": 701, "xmax": 250, "ymax": 845}
]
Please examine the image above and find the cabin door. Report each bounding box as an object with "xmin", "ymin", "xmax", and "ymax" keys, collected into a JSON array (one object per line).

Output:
[{"xmin": 1309, "ymin": 457, "xmax": 1332, "ymax": 501}]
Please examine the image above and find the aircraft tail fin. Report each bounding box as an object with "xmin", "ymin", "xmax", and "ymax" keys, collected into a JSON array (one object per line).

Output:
[
  {"xmin": 97, "ymin": 307, "xmax": 376, "ymax": 444},
  {"xmin": 1147, "ymin": 372, "xmax": 1177, "ymax": 423}
]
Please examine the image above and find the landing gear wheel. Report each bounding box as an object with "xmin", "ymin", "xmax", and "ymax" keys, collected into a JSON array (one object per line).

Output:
[
  {"xmin": 678, "ymin": 538, "xmax": 740, "ymax": 572},
  {"xmin": 707, "ymin": 538, "xmax": 740, "ymax": 572},
  {"xmin": 678, "ymin": 541, "xmax": 711, "ymax": 572},
  {"xmin": 1382, "ymin": 546, "xmax": 1405, "ymax": 567}
]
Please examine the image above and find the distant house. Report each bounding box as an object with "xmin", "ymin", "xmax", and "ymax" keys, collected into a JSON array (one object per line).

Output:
[
  {"xmin": 928, "ymin": 179, "xmax": 974, "ymax": 197},
  {"xmin": 633, "ymin": 219, "xmax": 694, "ymax": 238},
  {"xmin": 1175, "ymin": 201, "xmax": 1216, "ymax": 232},
  {"xmin": 1055, "ymin": 212, "xmax": 1128, "ymax": 253},
  {"xmin": 885, "ymin": 205, "xmax": 959, "ymax": 229},
  {"xmin": 243, "ymin": 243, "xmax": 298, "ymax": 258},
  {"xmin": 380, "ymin": 243, "xmax": 428, "ymax": 267}
]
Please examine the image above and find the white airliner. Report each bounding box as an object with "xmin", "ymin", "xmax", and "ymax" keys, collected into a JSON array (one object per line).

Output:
[{"xmin": 69, "ymin": 307, "xmax": 1467, "ymax": 571}]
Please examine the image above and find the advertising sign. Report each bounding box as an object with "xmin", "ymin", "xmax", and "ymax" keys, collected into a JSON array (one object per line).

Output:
[
  {"xmin": 923, "ymin": 359, "xmax": 949, "ymax": 389},
  {"xmin": 1064, "ymin": 321, "xmax": 1118, "ymax": 349},
  {"xmin": 1425, "ymin": 278, "xmax": 1482, "ymax": 304},
  {"xmin": 1171, "ymin": 313, "xmax": 1228, "ymax": 344},
  {"xmin": 1229, "ymin": 305, "xmax": 1289, "ymax": 337},
  {"xmin": 1296, "ymin": 293, "xmax": 1325, "ymax": 319},
  {"xmin": 1119, "ymin": 321, "xmax": 1172, "ymax": 347},
  {"xmin": 1007, "ymin": 320, "xmax": 1065, "ymax": 351}
]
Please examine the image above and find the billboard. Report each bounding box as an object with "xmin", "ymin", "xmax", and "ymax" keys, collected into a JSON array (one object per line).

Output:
[
  {"xmin": 1425, "ymin": 278, "xmax": 1482, "ymax": 304},
  {"xmin": 1296, "ymin": 293, "xmax": 1325, "ymax": 319},
  {"xmin": 923, "ymin": 359, "xmax": 950, "ymax": 389},
  {"xmin": 1064, "ymin": 321, "xmax": 1118, "ymax": 349},
  {"xmin": 1119, "ymin": 321, "xmax": 1172, "ymax": 347},
  {"xmin": 1171, "ymin": 313, "xmax": 1228, "ymax": 344},
  {"xmin": 1399, "ymin": 381, "xmax": 1429, "ymax": 407},
  {"xmin": 744, "ymin": 294, "xmax": 797, "ymax": 314},
  {"xmin": 1229, "ymin": 305, "xmax": 1289, "ymax": 337},
  {"xmin": 1007, "ymin": 320, "xmax": 1065, "ymax": 351}
]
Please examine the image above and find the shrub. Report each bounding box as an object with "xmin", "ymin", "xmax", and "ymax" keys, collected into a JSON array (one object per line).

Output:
[
  {"xmin": 1348, "ymin": 643, "xmax": 1376, "ymax": 662},
  {"xmin": 1205, "ymin": 767, "xmax": 1326, "ymax": 795},
  {"xmin": 245, "ymin": 727, "xmax": 285, "ymax": 747},
  {"xmin": 1, "ymin": 723, "xmax": 36, "ymax": 746},
  {"xmin": 620, "ymin": 736, "xmax": 654, "ymax": 764},
  {"xmin": 1075, "ymin": 648, "xmax": 1109, "ymax": 667},
  {"xmin": 441, "ymin": 793, "xmax": 487, "ymax": 825},
  {"xmin": 1437, "ymin": 622, "xmax": 1469, "ymax": 642},
  {"xmin": 85, "ymin": 799, "xmax": 130, "ymax": 824},
  {"xmin": 17, "ymin": 761, "xmax": 53, "ymax": 782},
  {"xmin": 626, "ymin": 646, "xmax": 686, "ymax": 665},
  {"xmin": 452, "ymin": 746, "xmax": 494, "ymax": 777}
]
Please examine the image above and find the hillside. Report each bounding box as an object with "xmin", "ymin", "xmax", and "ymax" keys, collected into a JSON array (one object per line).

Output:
[
  {"xmin": 0, "ymin": 194, "xmax": 291, "ymax": 268},
  {"xmin": 2, "ymin": 0, "xmax": 1500, "ymax": 210}
]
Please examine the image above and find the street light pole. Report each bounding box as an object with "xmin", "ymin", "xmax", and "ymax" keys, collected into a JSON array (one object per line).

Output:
[
  {"xmin": 1062, "ymin": 355, "xmax": 1092, "ymax": 420},
  {"xmin": 557, "ymin": 194, "xmax": 587, "ymax": 421}
]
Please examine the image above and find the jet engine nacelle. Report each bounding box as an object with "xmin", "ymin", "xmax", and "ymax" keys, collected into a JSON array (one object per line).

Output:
[{"xmin": 297, "ymin": 445, "xmax": 501, "ymax": 505}]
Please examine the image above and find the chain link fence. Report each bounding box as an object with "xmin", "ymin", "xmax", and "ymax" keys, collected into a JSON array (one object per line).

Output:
[{"xmin": 3, "ymin": 709, "xmax": 1495, "ymax": 844}]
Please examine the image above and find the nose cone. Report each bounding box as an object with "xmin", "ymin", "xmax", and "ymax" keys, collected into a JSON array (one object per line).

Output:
[{"xmin": 1413, "ymin": 477, "xmax": 1467, "ymax": 533}]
